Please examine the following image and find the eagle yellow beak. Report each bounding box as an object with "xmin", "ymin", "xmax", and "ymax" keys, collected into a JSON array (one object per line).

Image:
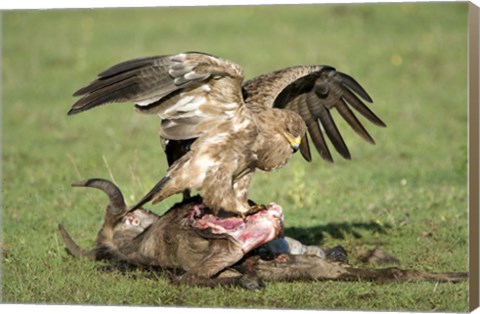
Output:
[{"xmin": 283, "ymin": 132, "xmax": 302, "ymax": 153}]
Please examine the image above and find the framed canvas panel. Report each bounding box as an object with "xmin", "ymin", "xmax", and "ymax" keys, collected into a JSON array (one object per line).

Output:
[{"xmin": 1, "ymin": 1, "xmax": 478, "ymax": 313}]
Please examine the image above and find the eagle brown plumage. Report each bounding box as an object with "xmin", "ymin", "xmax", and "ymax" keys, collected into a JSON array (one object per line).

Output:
[{"xmin": 69, "ymin": 52, "xmax": 385, "ymax": 215}]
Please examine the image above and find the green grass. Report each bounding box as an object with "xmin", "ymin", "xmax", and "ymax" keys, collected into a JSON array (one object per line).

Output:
[{"xmin": 2, "ymin": 3, "xmax": 469, "ymax": 311}]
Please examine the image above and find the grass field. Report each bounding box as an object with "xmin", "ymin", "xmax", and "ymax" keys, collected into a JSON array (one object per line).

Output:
[{"xmin": 2, "ymin": 2, "xmax": 470, "ymax": 311}]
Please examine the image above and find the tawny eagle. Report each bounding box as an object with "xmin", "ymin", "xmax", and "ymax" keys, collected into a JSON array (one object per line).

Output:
[{"xmin": 69, "ymin": 52, "xmax": 385, "ymax": 215}]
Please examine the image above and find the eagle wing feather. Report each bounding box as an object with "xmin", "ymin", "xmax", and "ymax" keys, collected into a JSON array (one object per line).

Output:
[
  {"xmin": 242, "ymin": 65, "xmax": 386, "ymax": 162},
  {"xmin": 69, "ymin": 52, "xmax": 245, "ymax": 141}
]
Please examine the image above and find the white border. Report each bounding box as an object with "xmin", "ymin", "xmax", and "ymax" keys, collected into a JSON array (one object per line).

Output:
[
  {"xmin": 0, "ymin": 0, "xmax": 473, "ymax": 10},
  {"xmin": 1, "ymin": 1, "xmax": 477, "ymax": 314}
]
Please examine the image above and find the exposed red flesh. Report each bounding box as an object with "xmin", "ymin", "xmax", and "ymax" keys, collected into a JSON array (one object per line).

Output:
[{"xmin": 190, "ymin": 203, "xmax": 284, "ymax": 253}]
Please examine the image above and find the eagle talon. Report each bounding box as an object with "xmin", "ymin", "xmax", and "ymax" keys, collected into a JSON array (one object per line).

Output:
[
  {"xmin": 248, "ymin": 204, "xmax": 266, "ymax": 215},
  {"xmin": 240, "ymin": 213, "xmax": 247, "ymax": 222},
  {"xmin": 217, "ymin": 209, "xmax": 243, "ymax": 219}
]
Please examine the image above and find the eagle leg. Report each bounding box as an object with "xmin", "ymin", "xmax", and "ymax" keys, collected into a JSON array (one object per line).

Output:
[
  {"xmin": 182, "ymin": 189, "xmax": 192, "ymax": 201},
  {"xmin": 202, "ymin": 168, "xmax": 252, "ymax": 216},
  {"xmin": 163, "ymin": 138, "xmax": 197, "ymax": 201}
]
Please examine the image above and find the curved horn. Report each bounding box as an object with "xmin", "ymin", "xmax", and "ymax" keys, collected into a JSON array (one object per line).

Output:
[
  {"xmin": 72, "ymin": 178, "xmax": 126, "ymax": 216},
  {"xmin": 58, "ymin": 224, "xmax": 96, "ymax": 260}
]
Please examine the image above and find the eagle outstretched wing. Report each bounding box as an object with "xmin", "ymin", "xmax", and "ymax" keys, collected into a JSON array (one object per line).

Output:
[
  {"xmin": 69, "ymin": 52, "xmax": 245, "ymax": 140},
  {"xmin": 69, "ymin": 52, "xmax": 265, "ymax": 215},
  {"xmin": 69, "ymin": 52, "xmax": 386, "ymax": 216},
  {"xmin": 242, "ymin": 66, "xmax": 386, "ymax": 162}
]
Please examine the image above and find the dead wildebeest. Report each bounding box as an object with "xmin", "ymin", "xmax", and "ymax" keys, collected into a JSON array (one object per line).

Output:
[{"xmin": 59, "ymin": 178, "xmax": 468, "ymax": 289}]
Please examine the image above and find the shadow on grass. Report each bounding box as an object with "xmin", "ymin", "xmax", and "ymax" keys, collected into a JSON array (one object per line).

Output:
[{"xmin": 284, "ymin": 220, "xmax": 393, "ymax": 245}]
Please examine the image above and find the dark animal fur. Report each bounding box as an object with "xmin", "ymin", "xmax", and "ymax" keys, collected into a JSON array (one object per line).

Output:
[{"xmin": 59, "ymin": 179, "xmax": 468, "ymax": 289}]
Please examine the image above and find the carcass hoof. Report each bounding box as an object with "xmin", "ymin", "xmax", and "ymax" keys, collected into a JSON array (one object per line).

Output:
[
  {"xmin": 238, "ymin": 273, "xmax": 265, "ymax": 290},
  {"xmin": 326, "ymin": 245, "xmax": 348, "ymax": 263}
]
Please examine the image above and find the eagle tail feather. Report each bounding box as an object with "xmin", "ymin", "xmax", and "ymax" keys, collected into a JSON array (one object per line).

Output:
[{"xmin": 129, "ymin": 176, "xmax": 171, "ymax": 211}]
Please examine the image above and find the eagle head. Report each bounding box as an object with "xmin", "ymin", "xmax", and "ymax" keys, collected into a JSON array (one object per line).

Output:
[
  {"xmin": 253, "ymin": 108, "xmax": 307, "ymax": 171},
  {"xmin": 279, "ymin": 110, "xmax": 307, "ymax": 153}
]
